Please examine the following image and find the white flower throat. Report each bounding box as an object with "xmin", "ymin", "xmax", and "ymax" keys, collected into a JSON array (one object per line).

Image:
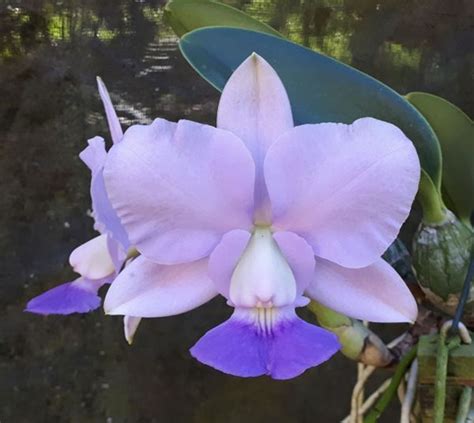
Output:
[{"xmin": 229, "ymin": 227, "xmax": 297, "ymax": 309}]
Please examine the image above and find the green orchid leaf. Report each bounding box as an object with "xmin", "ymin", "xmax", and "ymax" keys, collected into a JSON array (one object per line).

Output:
[
  {"xmin": 407, "ymin": 92, "xmax": 474, "ymax": 226},
  {"xmin": 164, "ymin": 0, "xmax": 281, "ymax": 38},
  {"xmin": 180, "ymin": 27, "xmax": 442, "ymax": 187}
]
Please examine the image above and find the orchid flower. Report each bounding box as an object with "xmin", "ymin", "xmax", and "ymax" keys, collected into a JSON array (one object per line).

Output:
[
  {"xmin": 26, "ymin": 79, "xmax": 131, "ymax": 322},
  {"xmin": 103, "ymin": 54, "xmax": 420, "ymax": 379}
]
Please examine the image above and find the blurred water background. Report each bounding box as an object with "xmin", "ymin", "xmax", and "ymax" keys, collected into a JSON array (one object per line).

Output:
[{"xmin": 0, "ymin": 1, "xmax": 472, "ymax": 421}]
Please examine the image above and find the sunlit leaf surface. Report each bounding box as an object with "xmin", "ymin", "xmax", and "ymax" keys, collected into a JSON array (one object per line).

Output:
[{"xmin": 164, "ymin": 0, "xmax": 281, "ymax": 38}]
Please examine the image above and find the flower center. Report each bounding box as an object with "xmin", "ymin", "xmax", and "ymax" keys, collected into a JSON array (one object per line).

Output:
[{"xmin": 229, "ymin": 227, "xmax": 297, "ymax": 308}]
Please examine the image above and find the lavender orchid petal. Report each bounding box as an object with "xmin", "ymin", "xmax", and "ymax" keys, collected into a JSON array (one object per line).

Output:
[
  {"xmin": 191, "ymin": 307, "xmax": 340, "ymax": 379},
  {"xmin": 91, "ymin": 168, "xmax": 131, "ymax": 249},
  {"xmin": 104, "ymin": 256, "xmax": 217, "ymax": 317},
  {"xmin": 265, "ymin": 118, "xmax": 420, "ymax": 269},
  {"xmin": 79, "ymin": 136, "xmax": 107, "ymax": 173},
  {"xmin": 69, "ymin": 234, "xmax": 115, "ymax": 279},
  {"xmin": 217, "ymin": 53, "xmax": 293, "ymax": 224},
  {"xmin": 104, "ymin": 118, "xmax": 255, "ymax": 265},
  {"xmin": 96, "ymin": 77, "xmax": 123, "ymax": 144},
  {"xmin": 208, "ymin": 229, "xmax": 251, "ymax": 298},
  {"xmin": 25, "ymin": 277, "xmax": 110, "ymax": 315},
  {"xmin": 273, "ymin": 231, "xmax": 315, "ymax": 296},
  {"xmin": 306, "ymin": 257, "xmax": 418, "ymax": 323},
  {"xmin": 107, "ymin": 234, "xmax": 127, "ymax": 274},
  {"xmin": 80, "ymin": 137, "xmax": 131, "ymax": 249}
]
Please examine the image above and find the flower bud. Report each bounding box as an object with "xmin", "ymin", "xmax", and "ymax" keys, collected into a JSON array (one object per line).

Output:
[
  {"xmin": 412, "ymin": 210, "xmax": 473, "ymax": 323},
  {"xmin": 308, "ymin": 301, "xmax": 393, "ymax": 367}
]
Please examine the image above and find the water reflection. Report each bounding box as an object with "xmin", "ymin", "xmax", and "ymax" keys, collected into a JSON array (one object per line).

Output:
[{"xmin": 0, "ymin": 1, "xmax": 471, "ymax": 421}]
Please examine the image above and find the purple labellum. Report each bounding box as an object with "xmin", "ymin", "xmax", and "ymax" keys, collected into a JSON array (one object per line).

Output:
[{"xmin": 190, "ymin": 307, "xmax": 340, "ymax": 380}]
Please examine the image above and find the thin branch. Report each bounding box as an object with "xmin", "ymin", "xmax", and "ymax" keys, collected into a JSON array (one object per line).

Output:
[
  {"xmin": 363, "ymin": 345, "xmax": 418, "ymax": 423},
  {"xmin": 345, "ymin": 332, "xmax": 408, "ymax": 423},
  {"xmin": 397, "ymin": 379, "xmax": 406, "ymax": 404},
  {"xmin": 400, "ymin": 359, "xmax": 419, "ymax": 423},
  {"xmin": 357, "ymin": 363, "xmax": 365, "ymax": 423},
  {"xmin": 341, "ymin": 379, "xmax": 392, "ymax": 423}
]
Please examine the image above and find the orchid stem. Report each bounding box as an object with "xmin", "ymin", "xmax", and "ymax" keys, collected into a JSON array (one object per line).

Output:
[
  {"xmin": 363, "ymin": 345, "xmax": 417, "ymax": 423},
  {"xmin": 417, "ymin": 170, "xmax": 447, "ymax": 225},
  {"xmin": 433, "ymin": 333, "xmax": 462, "ymax": 423},
  {"xmin": 455, "ymin": 386, "xmax": 472, "ymax": 423},
  {"xmin": 451, "ymin": 244, "xmax": 474, "ymax": 334}
]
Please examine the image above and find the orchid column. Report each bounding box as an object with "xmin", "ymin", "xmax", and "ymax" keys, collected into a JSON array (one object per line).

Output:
[{"xmin": 103, "ymin": 54, "xmax": 419, "ymax": 379}]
